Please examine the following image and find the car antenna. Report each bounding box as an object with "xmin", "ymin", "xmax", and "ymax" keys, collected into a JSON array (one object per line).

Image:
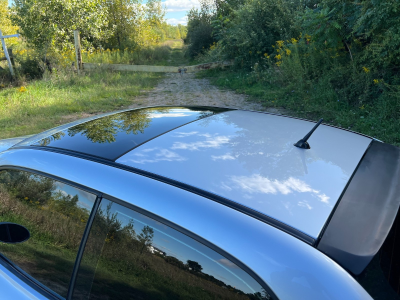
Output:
[{"xmin": 294, "ymin": 118, "xmax": 323, "ymax": 149}]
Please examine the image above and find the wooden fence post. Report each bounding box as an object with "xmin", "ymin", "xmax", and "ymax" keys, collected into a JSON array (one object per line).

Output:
[
  {"xmin": 73, "ymin": 30, "xmax": 83, "ymax": 74},
  {"xmin": 8, "ymin": 49, "xmax": 15, "ymax": 69},
  {"xmin": 0, "ymin": 29, "xmax": 15, "ymax": 77}
]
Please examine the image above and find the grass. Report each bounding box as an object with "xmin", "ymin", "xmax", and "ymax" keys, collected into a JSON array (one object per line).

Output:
[
  {"xmin": 0, "ymin": 69, "xmax": 163, "ymax": 139},
  {"xmin": 198, "ymin": 68, "xmax": 400, "ymax": 147}
]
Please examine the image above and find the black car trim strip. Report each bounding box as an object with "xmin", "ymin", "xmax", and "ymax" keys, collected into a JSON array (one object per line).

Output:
[
  {"xmin": 316, "ymin": 140, "xmax": 400, "ymax": 275},
  {"xmin": 315, "ymin": 140, "xmax": 373, "ymax": 246},
  {"xmin": 103, "ymin": 194, "xmax": 279, "ymax": 300},
  {"xmin": 11, "ymin": 146, "xmax": 316, "ymax": 245},
  {"xmin": 66, "ymin": 196, "xmax": 102, "ymax": 300}
]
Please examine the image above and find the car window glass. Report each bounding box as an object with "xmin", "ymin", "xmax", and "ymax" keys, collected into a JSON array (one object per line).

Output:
[
  {"xmin": 73, "ymin": 198, "xmax": 272, "ymax": 300},
  {"xmin": 0, "ymin": 169, "xmax": 97, "ymax": 298}
]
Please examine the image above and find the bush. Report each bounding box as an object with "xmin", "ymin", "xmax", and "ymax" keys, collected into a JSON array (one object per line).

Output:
[
  {"xmin": 217, "ymin": 0, "xmax": 295, "ymax": 68},
  {"xmin": 17, "ymin": 56, "xmax": 44, "ymax": 79},
  {"xmin": 185, "ymin": 1, "xmax": 216, "ymax": 58}
]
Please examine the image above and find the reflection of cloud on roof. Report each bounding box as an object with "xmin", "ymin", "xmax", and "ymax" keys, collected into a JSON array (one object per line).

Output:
[
  {"xmin": 148, "ymin": 113, "xmax": 191, "ymax": 118},
  {"xmin": 229, "ymin": 175, "xmax": 331, "ymax": 206},
  {"xmin": 217, "ymin": 258, "xmax": 240, "ymax": 269},
  {"xmin": 128, "ymin": 148, "xmax": 186, "ymax": 164},
  {"xmin": 172, "ymin": 135, "xmax": 230, "ymax": 151},
  {"xmin": 212, "ymin": 153, "xmax": 235, "ymax": 161},
  {"xmin": 172, "ymin": 131, "xmax": 199, "ymax": 137}
]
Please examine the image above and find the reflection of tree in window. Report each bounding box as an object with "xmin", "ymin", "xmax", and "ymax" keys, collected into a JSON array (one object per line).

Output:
[
  {"xmin": 74, "ymin": 199, "xmax": 272, "ymax": 300},
  {"xmin": 0, "ymin": 170, "xmax": 96, "ymax": 298}
]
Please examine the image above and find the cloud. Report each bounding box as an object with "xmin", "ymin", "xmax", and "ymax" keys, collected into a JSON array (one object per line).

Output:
[
  {"xmin": 173, "ymin": 131, "xmax": 199, "ymax": 137},
  {"xmin": 171, "ymin": 135, "xmax": 230, "ymax": 150},
  {"xmin": 127, "ymin": 148, "xmax": 186, "ymax": 164},
  {"xmin": 217, "ymin": 258, "xmax": 240, "ymax": 269},
  {"xmin": 166, "ymin": 16, "xmax": 188, "ymax": 25},
  {"xmin": 229, "ymin": 175, "xmax": 331, "ymax": 206},
  {"xmin": 211, "ymin": 153, "xmax": 235, "ymax": 161},
  {"xmin": 148, "ymin": 113, "xmax": 191, "ymax": 118},
  {"xmin": 163, "ymin": 0, "xmax": 200, "ymax": 12}
]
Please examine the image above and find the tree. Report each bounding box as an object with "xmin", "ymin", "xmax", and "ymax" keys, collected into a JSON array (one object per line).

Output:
[
  {"xmin": 138, "ymin": 225, "xmax": 154, "ymax": 255},
  {"xmin": 11, "ymin": 0, "xmax": 110, "ymax": 52},
  {"xmin": 187, "ymin": 260, "xmax": 203, "ymax": 273},
  {"xmin": 0, "ymin": 0, "xmax": 18, "ymax": 40},
  {"xmin": 104, "ymin": 0, "xmax": 141, "ymax": 49}
]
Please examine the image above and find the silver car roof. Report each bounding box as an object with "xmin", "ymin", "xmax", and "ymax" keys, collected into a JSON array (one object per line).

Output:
[{"xmin": 116, "ymin": 110, "xmax": 372, "ymax": 240}]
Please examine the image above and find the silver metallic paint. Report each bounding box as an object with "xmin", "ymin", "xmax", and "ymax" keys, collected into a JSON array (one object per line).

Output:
[
  {"xmin": 0, "ymin": 263, "xmax": 47, "ymax": 300},
  {"xmin": 0, "ymin": 148, "xmax": 372, "ymax": 299},
  {"xmin": 0, "ymin": 136, "xmax": 33, "ymax": 153},
  {"xmin": 117, "ymin": 111, "xmax": 372, "ymax": 239}
]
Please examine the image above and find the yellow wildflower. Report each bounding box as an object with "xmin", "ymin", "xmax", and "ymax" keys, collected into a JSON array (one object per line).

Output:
[
  {"xmin": 276, "ymin": 41, "xmax": 284, "ymax": 48},
  {"xmin": 285, "ymin": 49, "xmax": 291, "ymax": 56},
  {"xmin": 24, "ymin": 197, "xmax": 28, "ymax": 200},
  {"xmin": 264, "ymin": 53, "xmax": 268, "ymax": 57},
  {"xmin": 373, "ymin": 79, "xmax": 379, "ymax": 84},
  {"xmin": 291, "ymin": 38, "xmax": 298, "ymax": 44},
  {"xmin": 275, "ymin": 54, "xmax": 282, "ymax": 60},
  {"xmin": 19, "ymin": 86, "xmax": 27, "ymax": 92},
  {"xmin": 276, "ymin": 61, "xmax": 282, "ymax": 66},
  {"xmin": 362, "ymin": 67, "xmax": 370, "ymax": 73}
]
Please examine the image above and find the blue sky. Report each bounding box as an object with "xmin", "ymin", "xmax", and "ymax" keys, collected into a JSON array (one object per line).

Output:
[
  {"xmin": 160, "ymin": 0, "xmax": 200, "ymax": 25},
  {"xmin": 8, "ymin": 0, "xmax": 199, "ymax": 26}
]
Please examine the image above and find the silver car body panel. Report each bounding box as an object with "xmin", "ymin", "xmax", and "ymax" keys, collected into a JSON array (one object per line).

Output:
[
  {"xmin": 116, "ymin": 110, "xmax": 372, "ymax": 239},
  {"xmin": 0, "ymin": 136, "xmax": 33, "ymax": 153},
  {"xmin": 0, "ymin": 148, "xmax": 372, "ymax": 299},
  {"xmin": 0, "ymin": 263, "xmax": 47, "ymax": 300}
]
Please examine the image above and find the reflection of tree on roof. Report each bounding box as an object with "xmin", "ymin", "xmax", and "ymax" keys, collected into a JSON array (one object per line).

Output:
[
  {"xmin": 67, "ymin": 109, "xmax": 152, "ymax": 144},
  {"xmin": 37, "ymin": 131, "xmax": 66, "ymax": 146}
]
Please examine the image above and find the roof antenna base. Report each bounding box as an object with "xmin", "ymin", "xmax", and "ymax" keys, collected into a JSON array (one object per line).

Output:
[
  {"xmin": 294, "ymin": 140, "xmax": 310, "ymax": 149},
  {"xmin": 294, "ymin": 118, "xmax": 323, "ymax": 150}
]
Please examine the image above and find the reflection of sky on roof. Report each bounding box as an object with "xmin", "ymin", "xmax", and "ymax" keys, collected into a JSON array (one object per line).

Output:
[
  {"xmin": 118, "ymin": 111, "xmax": 371, "ymax": 238},
  {"xmin": 54, "ymin": 182, "xmax": 96, "ymax": 211},
  {"xmin": 106, "ymin": 201, "xmax": 263, "ymax": 295}
]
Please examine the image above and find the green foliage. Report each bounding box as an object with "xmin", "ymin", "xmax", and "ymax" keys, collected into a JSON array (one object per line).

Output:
[
  {"xmin": 186, "ymin": 0, "xmax": 216, "ymax": 58},
  {"xmin": 16, "ymin": 55, "xmax": 44, "ymax": 79},
  {"xmin": 0, "ymin": 69, "xmax": 163, "ymax": 139},
  {"xmin": 104, "ymin": 0, "xmax": 141, "ymax": 50},
  {"xmin": 11, "ymin": 0, "xmax": 110, "ymax": 52},
  {"xmin": 216, "ymin": 0, "xmax": 295, "ymax": 67}
]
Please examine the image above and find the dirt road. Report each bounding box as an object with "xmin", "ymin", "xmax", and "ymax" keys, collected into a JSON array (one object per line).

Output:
[{"xmin": 128, "ymin": 72, "xmax": 283, "ymax": 113}]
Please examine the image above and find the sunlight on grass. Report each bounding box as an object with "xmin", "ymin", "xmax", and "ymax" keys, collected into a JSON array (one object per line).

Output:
[{"xmin": 0, "ymin": 70, "xmax": 163, "ymax": 139}]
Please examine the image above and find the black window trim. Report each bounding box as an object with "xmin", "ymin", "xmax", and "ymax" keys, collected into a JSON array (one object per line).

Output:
[{"xmin": 0, "ymin": 166, "xmax": 101, "ymax": 300}]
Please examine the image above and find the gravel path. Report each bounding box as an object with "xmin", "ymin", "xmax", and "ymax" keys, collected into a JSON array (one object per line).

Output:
[{"xmin": 128, "ymin": 72, "xmax": 284, "ymax": 113}]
